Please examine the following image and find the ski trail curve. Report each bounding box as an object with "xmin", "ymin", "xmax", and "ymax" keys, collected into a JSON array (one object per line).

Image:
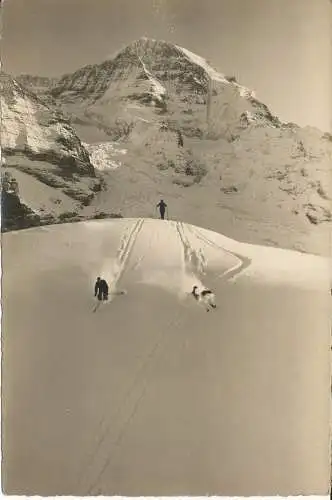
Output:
[{"xmin": 187, "ymin": 225, "xmax": 251, "ymax": 282}]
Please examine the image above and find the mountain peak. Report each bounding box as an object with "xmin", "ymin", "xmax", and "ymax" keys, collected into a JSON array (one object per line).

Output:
[
  {"xmin": 137, "ymin": 36, "xmax": 158, "ymax": 44},
  {"xmin": 49, "ymin": 36, "xmax": 282, "ymax": 138},
  {"xmin": 112, "ymin": 36, "xmax": 181, "ymax": 61},
  {"xmin": 107, "ymin": 38, "xmax": 256, "ymax": 100}
]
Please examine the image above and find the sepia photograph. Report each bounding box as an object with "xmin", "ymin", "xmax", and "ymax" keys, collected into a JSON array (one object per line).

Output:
[{"xmin": 1, "ymin": 0, "xmax": 331, "ymax": 496}]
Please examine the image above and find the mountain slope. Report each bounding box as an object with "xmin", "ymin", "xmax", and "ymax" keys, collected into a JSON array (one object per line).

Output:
[
  {"xmin": 8, "ymin": 39, "xmax": 332, "ymax": 254},
  {"xmin": 2, "ymin": 219, "xmax": 329, "ymax": 495},
  {"xmin": 1, "ymin": 73, "xmax": 103, "ymax": 227},
  {"xmin": 15, "ymin": 74, "xmax": 59, "ymax": 106}
]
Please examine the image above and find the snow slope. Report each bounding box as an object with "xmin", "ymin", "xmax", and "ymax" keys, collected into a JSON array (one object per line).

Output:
[
  {"xmin": 83, "ymin": 142, "xmax": 127, "ymax": 170},
  {"xmin": 4, "ymin": 167, "xmax": 82, "ymax": 216},
  {"xmin": 2, "ymin": 219, "xmax": 330, "ymax": 496}
]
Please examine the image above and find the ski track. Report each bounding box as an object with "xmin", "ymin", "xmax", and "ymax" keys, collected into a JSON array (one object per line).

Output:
[
  {"xmin": 175, "ymin": 221, "xmax": 207, "ymax": 277},
  {"xmin": 92, "ymin": 219, "xmax": 144, "ymax": 312},
  {"xmin": 114, "ymin": 218, "xmax": 145, "ymax": 286},
  {"xmin": 80, "ymin": 307, "xmax": 187, "ymax": 495},
  {"xmin": 97, "ymin": 219, "xmax": 144, "ymax": 301},
  {"xmin": 82, "ymin": 220, "xmax": 146, "ymax": 473},
  {"xmin": 187, "ymin": 225, "xmax": 251, "ymax": 282},
  {"xmin": 80, "ymin": 219, "xmax": 250, "ymax": 492},
  {"xmin": 78, "ymin": 217, "xmax": 178, "ymax": 493}
]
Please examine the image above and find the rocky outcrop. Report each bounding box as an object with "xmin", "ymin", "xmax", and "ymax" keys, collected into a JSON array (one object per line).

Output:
[
  {"xmin": 0, "ymin": 73, "xmax": 102, "ymax": 216},
  {"xmin": 1, "ymin": 74, "xmax": 95, "ymax": 174},
  {"xmin": 1, "ymin": 171, "xmax": 38, "ymax": 231}
]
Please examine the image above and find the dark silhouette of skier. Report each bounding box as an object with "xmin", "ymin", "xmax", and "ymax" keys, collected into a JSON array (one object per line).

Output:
[
  {"xmin": 157, "ymin": 199, "xmax": 167, "ymax": 220},
  {"xmin": 94, "ymin": 277, "xmax": 109, "ymax": 302},
  {"xmin": 177, "ymin": 130, "xmax": 184, "ymax": 148}
]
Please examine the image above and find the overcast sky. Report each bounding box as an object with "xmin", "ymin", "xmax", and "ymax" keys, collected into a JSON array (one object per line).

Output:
[{"xmin": 2, "ymin": 0, "xmax": 332, "ymax": 131}]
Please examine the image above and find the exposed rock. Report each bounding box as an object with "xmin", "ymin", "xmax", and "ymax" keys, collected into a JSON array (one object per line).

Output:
[{"xmin": 1, "ymin": 73, "xmax": 100, "ymax": 221}]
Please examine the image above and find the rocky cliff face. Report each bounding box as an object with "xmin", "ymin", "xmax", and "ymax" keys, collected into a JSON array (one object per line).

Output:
[
  {"xmin": 1, "ymin": 73, "xmax": 94, "ymax": 172},
  {"xmin": 15, "ymin": 74, "xmax": 59, "ymax": 107},
  {"xmin": 1, "ymin": 73, "xmax": 102, "ymax": 220}
]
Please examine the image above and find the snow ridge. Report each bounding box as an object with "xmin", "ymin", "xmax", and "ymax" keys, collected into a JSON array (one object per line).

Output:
[{"xmin": 177, "ymin": 45, "xmax": 255, "ymax": 99}]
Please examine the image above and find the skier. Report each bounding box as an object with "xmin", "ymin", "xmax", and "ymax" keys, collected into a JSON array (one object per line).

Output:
[
  {"xmin": 94, "ymin": 276, "xmax": 109, "ymax": 302},
  {"xmin": 192, "ymin": 285, "xmax": 217, "ymax": 312},
  {"xmin": 157, "ymin": 199, "xmax": 167, "ymax": 220},
  {"xmin": 177, "ymin": 130, "xmax": 184, "ymax": 148},
  {"xmin": 10, "ymin": 178, "xmax": 19, "ymax": 195}
]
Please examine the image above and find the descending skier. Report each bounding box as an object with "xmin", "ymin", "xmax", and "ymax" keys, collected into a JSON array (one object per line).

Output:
[
  {"xmin": 94, "ymin": 277, "xmax": 109, "ymax": 302},
  {"xmin": 157, "ymin": 199, "xmax": 167, "ymax": 220},
  {"xmin": 192, "ymin": 285, "xmax": 217, "ymax": 312}
]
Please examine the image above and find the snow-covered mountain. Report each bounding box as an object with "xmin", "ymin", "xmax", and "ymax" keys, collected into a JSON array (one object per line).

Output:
[
  {"xmin": 51, "ymin": 37, "xmax": 280, "ymax": 140},
  {"xmin": 5, "ymin": 39, "xmax": 332, "ymax": 255},
  {"xmin": 0, "ymin": 73, "xmax": 102, "ymax": 228}
]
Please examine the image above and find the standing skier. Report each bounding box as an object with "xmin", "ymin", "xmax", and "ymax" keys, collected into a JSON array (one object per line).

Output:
[
  {"xmin": 157, "ymin": 199, "xmax": 167, "ymax": 220},
  {"xmin": 94, "ymin": 276, "xmax": 109, "ymax": 302}
]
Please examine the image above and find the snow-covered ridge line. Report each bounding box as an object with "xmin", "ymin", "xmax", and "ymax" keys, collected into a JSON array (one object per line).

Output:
[{"xmin": 176, "ymin": 44, "xmax": 256, "ymax": 99}]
